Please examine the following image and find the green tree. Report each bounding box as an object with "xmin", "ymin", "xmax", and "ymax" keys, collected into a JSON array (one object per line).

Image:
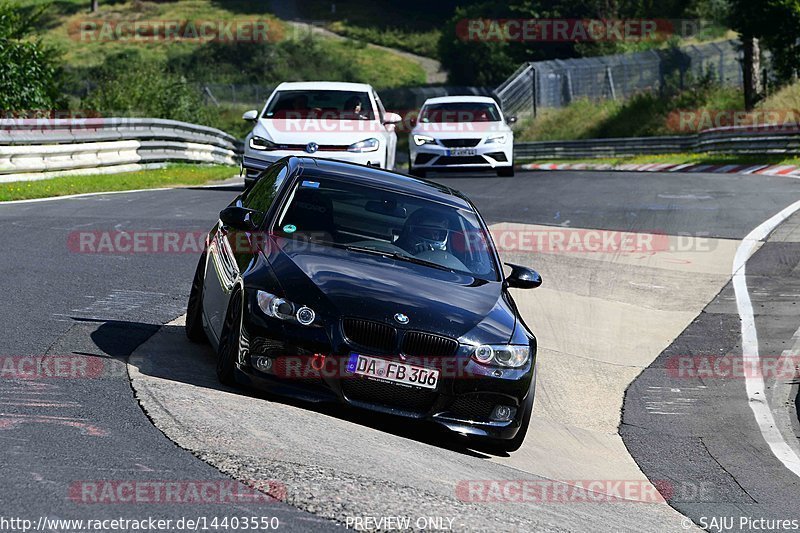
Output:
[
  {"xmin": 729, "ymin": 0, "xmax": 800, "ymax": 108},
  {"xmin": 0, "ymin": 1, "xmax": 64, "ymax": 112},
  {"xmin": 438, "ymin": 1, "xmax": 580, "ymax": 86},
  {"xmin": 437, "ymin": 0, "xmax": 698, "ymax": 86}
]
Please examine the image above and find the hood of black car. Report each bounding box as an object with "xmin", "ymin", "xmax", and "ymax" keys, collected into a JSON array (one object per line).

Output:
[{"xmin": 266, "ymin": 240, "xmax": 516, "ymax": 344}]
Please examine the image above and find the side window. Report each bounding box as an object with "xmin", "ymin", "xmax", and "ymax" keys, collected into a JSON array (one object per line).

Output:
[{"xmin": 243, "ymin": 163, "xmax": 288, "ymax": 216}]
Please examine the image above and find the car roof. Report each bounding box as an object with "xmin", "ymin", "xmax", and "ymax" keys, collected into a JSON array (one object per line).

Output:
[
  {"xmin": 422, "ymin": 95, "xmax": 499, "ymax": 106},
  {"xmin": 274, "ymin": 81, "xmax": 374, "ymax": 92},
  {"xmin": 289, "ymin": 157, "xmax": 474, "ymax": 210}
]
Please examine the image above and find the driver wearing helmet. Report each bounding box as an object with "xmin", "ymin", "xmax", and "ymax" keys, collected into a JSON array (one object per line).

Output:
[{"xmin": 397, "ymin": 208, "xmax": 451, "ymax": 255}]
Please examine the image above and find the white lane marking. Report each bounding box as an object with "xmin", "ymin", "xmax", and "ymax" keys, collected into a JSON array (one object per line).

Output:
[
  {"xmin": 733, "ymin": 198, "xmax": 800, "ymax": 477},
  {"xmin": 0, "ymin": 178, "xmax": 242, "ymax": 206},
  {"xmin": 629, "ymin": 281, "xmax": 667, "ymax": 289},
  {"xmin": 657, "ymin": 194, "xmax": 714, "ymax": 200}
]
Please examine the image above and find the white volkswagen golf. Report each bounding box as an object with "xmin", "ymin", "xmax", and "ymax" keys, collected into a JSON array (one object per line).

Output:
[
  {"xmin": 409, "ymin": 96, "xmax": 515, "ymax": 178},
  {"xmin": 241, "ymin": 81, "xmax": 401, "ymax": 187}
]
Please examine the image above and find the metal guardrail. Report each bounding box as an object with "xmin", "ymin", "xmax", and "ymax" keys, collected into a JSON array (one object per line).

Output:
[
  {"xmin": 514, "ymin": 125, "xmax": 800, "ymax": 160},
  {"xmin": 0, "ymin": 118, "xmax": 241, "ymax": 183},
  {"xmin": 4, "ymin": 116, "xmax": 797, "ymax": 181}
]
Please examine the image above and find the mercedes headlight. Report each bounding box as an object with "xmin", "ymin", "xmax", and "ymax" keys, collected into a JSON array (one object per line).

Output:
[
  {"xmin": 347, "ymin": 138, "xmax": 380, "ymax": 153},
  {"xmin": 256, "ymin": 290, "xmax": 316, "ymax": 326},
  {"xmin": 413, "ymin": 135, "xmax": 436, "ymax": 146},
  {"xmin": 249, "ymin": 136, "xmax": 277, "ymax": 151},
  {"xmin": 472, "ymin": 344, "xmax": 530, "ymax": 368}
]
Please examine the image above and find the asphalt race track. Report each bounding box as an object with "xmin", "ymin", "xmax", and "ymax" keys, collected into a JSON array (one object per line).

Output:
[{"xmin": 2, "ymin": 170, "xmax": 800, "ymax": 532}]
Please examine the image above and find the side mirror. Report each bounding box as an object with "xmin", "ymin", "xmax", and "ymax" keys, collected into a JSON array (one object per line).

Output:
[
  {"xmin": 219, "ymin": 206, "xmax": 258, "ymax": 232},
  {"xmin": 383, "ymin": 112, "xmax": 402, "ymax": 125},
  {"xmin": 242, "ymin": 110, "xmax": 258, "ymax": 121},
  {"xmin": 507, "ymin": 116, "xmax": 517, "ymax": 125},
  {"xmin": 505, "ymin": 263, "xmax": 542, "ymax": 289}
]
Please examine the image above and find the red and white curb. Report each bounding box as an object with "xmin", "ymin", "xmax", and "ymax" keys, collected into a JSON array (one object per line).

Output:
[{"xmin": 521, "ymin": 162, "xmax": 800, "ymax": 177}]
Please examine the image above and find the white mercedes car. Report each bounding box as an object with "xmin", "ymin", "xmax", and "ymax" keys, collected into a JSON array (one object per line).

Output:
[
  {"xmin": 241, "ymin": 81, "xmax": 401, "ymax": 187},
  {"xmin": 409, "ymin": 96, "xmax": 515, "ymax": 178}
]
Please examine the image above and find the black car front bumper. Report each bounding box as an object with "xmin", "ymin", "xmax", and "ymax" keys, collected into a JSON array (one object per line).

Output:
[{"xmin": 234, "ymin": 302, "xmax": 536, "ymax": 441}]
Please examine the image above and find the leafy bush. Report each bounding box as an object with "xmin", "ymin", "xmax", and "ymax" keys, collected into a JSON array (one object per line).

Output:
[
  {"xmin": 81, "ymin": 51, "xmax": 212, "ymax": 124},
  {"xmin": 0, "ymin": 1, "xmax": 64, "ymax": 111},
  {"xmin": 167, "ymin": 36, "xmax": 424, "ymax": 89}
]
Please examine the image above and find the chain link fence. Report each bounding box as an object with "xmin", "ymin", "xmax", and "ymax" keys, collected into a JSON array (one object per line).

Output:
[{"xmin": 495, "ymin": 40, "xmax": 749, "ymax": 119}]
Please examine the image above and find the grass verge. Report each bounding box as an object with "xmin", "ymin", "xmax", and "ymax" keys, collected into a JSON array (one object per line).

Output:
[
  {"xmin": 0, "ymin": 164, "xmax": 237, "ymax": 202},
  {"xmin": 516, "ymin": 81, "xmax": 800, "ymax": 143},
  {"xmin": 516, "ymin": 85, "xmax": 743, "ymax": 142}
]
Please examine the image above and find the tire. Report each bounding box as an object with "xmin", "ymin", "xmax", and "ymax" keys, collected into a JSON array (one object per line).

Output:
[
  {"xmin": 410, "ymin": 168, "xmax": 427, "ymax": 178},
  {"xmin": 185, "ymin": 254, "xmax": 208, "ymax": 344},
  {"xmin": 216, "ymin": 290, "xmax": 243, "ymax": 387},
  {"xmin": 497, "ymin": 165, "xmax": 515, "ymax": 177}
]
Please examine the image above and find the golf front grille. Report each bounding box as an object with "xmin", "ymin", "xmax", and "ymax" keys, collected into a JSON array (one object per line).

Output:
[{"xmin": 341, "ymin": 376, "xmax": 437, "ymax": 412}]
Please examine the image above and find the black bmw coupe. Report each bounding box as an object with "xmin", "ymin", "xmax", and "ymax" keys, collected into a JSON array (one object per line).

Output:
[{"xmin": 187, "ymin": 156, "xmax": 542, "ymax": 451}]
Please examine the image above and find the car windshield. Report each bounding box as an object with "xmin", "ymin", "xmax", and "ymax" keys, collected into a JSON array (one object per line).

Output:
[
  {"xmin": 273, "ymin": 177, "xmax": 499, "ymax": 280},
  {"xmin": 419, "ymin": 102, "xmax": 501, "ymax": 123},
  {"xmin": 263, "ymin": 90, "xmax": 375, "ymax": 120}
]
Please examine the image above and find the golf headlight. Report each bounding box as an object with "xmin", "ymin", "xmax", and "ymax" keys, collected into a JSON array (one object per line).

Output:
[
  {"xmin": 485, "ymin": 134, "xmax": 507, "ymax": 144},
  {"xmin": 256, "ymin": 290, "xmax": 316, "ymax": 326},
  {"xmin": 472, "ymin": 344, "xmax": 530, "ymax": 368},
  {"xmin": 249, "ymin": 136, "xmax": 277, "ymax": 151},
  {"xmin": 413, "ymin": 135, "xmax": 436, "ymax": 146},
  {"xmin": 348, "ymin": 138, "xmax": 380, "ymax": 153}
]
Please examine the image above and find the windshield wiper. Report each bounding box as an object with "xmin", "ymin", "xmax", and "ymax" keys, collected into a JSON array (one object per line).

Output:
[{"xmin": 344, "ymin": 245, "xmax": 455, "ymax": 273}]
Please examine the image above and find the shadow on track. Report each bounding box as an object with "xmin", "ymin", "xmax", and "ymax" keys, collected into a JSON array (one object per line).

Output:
[{"xmin": 116, "ymin": 320, "xmax": 509, "ymax": 459}]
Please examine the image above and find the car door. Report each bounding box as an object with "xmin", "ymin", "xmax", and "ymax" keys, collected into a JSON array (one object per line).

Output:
[
  {"xmin": 203, "ymin": 162, "xmax": 289, "ymax": 342},
  {"xmin": 373, "ymin": 90, "xmax": 397, "ymax": 169}
]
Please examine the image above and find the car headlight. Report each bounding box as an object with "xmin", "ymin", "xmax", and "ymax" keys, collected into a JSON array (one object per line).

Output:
[
  {"xmin": 249, "ymin": 136, "xmax": 277, "ymax": 151},
  {"xmin": 256, "ymin": 290, "xmax": 316, "ymax": 326},
  {"xmin": 348, "ymin": 138, "xmax": 380, "ymax": 153},
  {"xmin": 413, "ymin": 134, "xmax": 436, "ymax": 146},
  {"xmin": 472, "ymin": 344, "xmax": 530, "ymax": 368},
  {"xmin": 485, "ymin": 134, "xmax": 508, "ymax": 144}
]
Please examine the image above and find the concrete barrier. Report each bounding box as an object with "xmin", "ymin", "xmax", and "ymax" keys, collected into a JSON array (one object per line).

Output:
[
  {"xmin": 514, "ymin": 124, "xmax": 800, "ymax": 160},
  {"xmin": 0, "ymin": 118, "xmax": 242, "ymax": 182}
]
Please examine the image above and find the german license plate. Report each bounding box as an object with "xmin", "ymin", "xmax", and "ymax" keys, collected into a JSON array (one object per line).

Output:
[
  {"xmin": 346, "ymin": 353, "xmax": 439, "ymax": 390},
  {"xmin": 449, "ymin": 148, "xmax": 477, "ymax": 157}
]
